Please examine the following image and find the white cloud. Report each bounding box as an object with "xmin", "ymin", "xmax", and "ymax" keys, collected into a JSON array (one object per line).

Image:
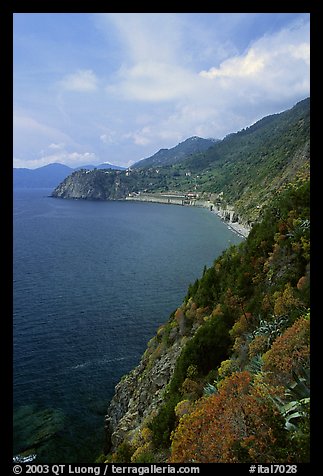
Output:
[
  {"xmin": 105, "ymin": 14, "xmax": 309, "ymax": 132},
  {"xmin": 107, "ymin": 61, "xmax": 197, "ymax": 103},
  {"xmin": 13, "ymin": 114, "xmax": 98, "ymax": 168},
  {"xmin": 124, "ymin": 126, "xmax": 152, "ymax": 146},
  {"xmin": 103, "ymin": 13, "xmax": 199, "ymax": 103},
  {"xmin": 60, "ymin": 69, "xmax": 98, "ymax": 91},
  {"xmin": 100, "ymin": 131, "xmax": 116, "ymax": 144},
  {"xmin": 48, "ymin": 142, "xmax": 65, "ymax": 150},
  {"xmin": 100, "ymin": 13, "xmax": 182, "ymax": 65},
  {"xmin": 200, "ymin": 49, "xmax": 265, "ymax": 78},
  {"xmin": 14, "ymin": 114, "xmax": 67, "ymax": 138},
  {"xmin": 199, "ymin": 37, "xmax": 309, "ymax": 96},
  {"xmin": 288, "ymin": 42, "xmax": 310, "ymax": 64},
  {"xmin": 14, "ymin": 14, "xmax": 310, "ymax": 169}
]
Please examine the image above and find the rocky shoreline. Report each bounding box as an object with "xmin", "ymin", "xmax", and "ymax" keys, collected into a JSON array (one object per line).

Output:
[
  {"xmin": 210, "ymin": 207, "xmax": 251, "ymax": 238},
  {"xmin": 217, "ymin": 218, "xmax": 250, "ymax": 238},
  {"xmin": 126, "ymin": 193, "xmax": 251, "ymax": 239}
]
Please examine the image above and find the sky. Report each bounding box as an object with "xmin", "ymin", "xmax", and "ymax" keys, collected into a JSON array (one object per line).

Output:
[{"xmin": 13, "ymin": 13, "xmax": 310, "ymax": 169}]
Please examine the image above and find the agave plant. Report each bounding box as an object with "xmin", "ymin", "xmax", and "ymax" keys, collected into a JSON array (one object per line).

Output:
[
  {"xmin": 203, "ymin": 383, "xmax": 217, "ymax": 396},
  {"xmin": 245, "ymin": 354, "xmax": 263, "ymax": 374},
  {"xmin": 270, "ymin": 367, "xmax": 310, "ymax": 431},
  {"xmin": 286, "ymin": 368, "xmax": 310, "ymax": 400},
  {"xmin": 253, "ymin": 315, "xmax": 288, "ymax": 347},
  {"xmin": 279, "ymin": 397, "xmax": 310, "ymax": 431}
]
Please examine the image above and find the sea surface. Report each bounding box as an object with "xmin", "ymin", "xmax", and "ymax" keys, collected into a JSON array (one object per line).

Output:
[{"xmin": 13, "ymin": 188, "xmax": 242, "ymax": 463}]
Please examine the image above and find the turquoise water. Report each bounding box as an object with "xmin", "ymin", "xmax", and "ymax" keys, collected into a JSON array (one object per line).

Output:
[{"xmin": 13, "ymin": 188, "xmax": 242, "ymax": 462}]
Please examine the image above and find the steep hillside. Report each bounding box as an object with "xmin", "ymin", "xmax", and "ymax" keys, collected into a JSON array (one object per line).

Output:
[
  {"xmin": 52, "ymin": 98, "xmax": 310, "ymax": 227},
  {"xmin": 181, "ymin": 98, "xmax": 310, "ymax": 221},
  {"xmin": 100, "ymin": 169, "xmax": 310, "ymax": 463},
  {"xmin": 131, "ymin": 136, "xmax": 217, "ymax": 169}
]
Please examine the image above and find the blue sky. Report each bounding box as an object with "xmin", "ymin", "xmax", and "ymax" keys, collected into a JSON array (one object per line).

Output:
[{"xmin": 13, "ymin": 13, "xmax": 310, "ymax": 169}]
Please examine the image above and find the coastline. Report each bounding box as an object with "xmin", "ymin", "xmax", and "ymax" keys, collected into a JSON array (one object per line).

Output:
[
  {"xmin": 219, "ymin": 218, "xmax": 250, "ymax": 238},
  {"xmin": 210, "ymin": 207, "xmax": 251, "ymax": 238},
  {"xmin": 125, "ymin": 193, "xmax": 251, "ymax": 239}
]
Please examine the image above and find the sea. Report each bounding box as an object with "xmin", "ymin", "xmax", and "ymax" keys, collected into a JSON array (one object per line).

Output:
[{"xmin": 13, "ymin": 188, "xmax": 243, "ymax": 463}]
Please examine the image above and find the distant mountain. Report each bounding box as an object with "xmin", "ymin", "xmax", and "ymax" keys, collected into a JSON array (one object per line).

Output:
[
  {"xmin": 13, "ymin": 162, "xmax": 125, "ymax": 188},
  {"xmin": 13, "ymin": 163, "xmax": 73, "ymax": 188},
  {"xmin": 131, "ymin": 136, "xmax": 218, "ymax": 169}
]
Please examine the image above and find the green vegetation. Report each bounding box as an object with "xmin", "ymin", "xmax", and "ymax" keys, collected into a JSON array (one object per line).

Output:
[{"xmin": 131, "ymin": 136, "xmax": 217, "ymax": 169}]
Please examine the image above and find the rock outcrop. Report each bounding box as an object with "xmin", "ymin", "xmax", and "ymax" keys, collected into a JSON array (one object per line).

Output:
[
  {"xmin": 103, "ymin": 299, "xmax": 205, "ymax": 454},
  {"xmin": 52, "ymin": 169, "xmax": 128, "ymax": 200},
  {"xmin": 104, "ymin": 335, "xmax": 183, "ymax": 452}
]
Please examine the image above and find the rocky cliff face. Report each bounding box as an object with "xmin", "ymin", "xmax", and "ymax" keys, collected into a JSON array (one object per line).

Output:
[
  {"xmin": 104, "ymin": 339, "xmax": 183, "ymax": 452},
  {"xmin": 52, "ymin": 169, "xmax": 128, "ymax": 200},
  {"xmin": 104, "ymin": 300, "xmax": 202, "ymax": 454}
]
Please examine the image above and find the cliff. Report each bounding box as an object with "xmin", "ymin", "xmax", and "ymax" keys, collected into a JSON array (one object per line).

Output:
[
  {"xmin": 104, "ymin": 334, "xmax": 184, "ymax": 452},
  {"xmin": 52, "ymin": 169, "xmax": 129, "ymax": 200}
]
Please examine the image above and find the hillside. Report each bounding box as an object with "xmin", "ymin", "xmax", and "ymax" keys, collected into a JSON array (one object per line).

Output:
[
  {"xmin": 52, "ymin": 98, "xmax": 310, "ymax": 226},
  {"xmin": 100, "ymin": 168, "xmax": 310, "ymax": 463},
  {"xmin": 180, "ymin": 97, "xmax": 310, "ymax": 221},
  {"xmin": 131, "ymin": 136, "xmax": 217, "ymax": 169}
]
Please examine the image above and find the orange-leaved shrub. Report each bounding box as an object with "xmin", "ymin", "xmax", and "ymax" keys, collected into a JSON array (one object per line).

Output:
[
  {"xmin": 262, "ymin": 315, "xmax": 310, "ymax": 386},
  {"xmin": 170, "ymin": 371, "xmax": 288, "ymax": 463}
]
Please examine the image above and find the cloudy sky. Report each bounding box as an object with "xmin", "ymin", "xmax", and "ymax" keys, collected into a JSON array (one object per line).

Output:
[{"xmin": 13, "ymin": 13, "xmax": 310, "ymax": 169}]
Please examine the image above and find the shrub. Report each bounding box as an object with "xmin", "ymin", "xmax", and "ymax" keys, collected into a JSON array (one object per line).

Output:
[
  {"xmin": 174, "ymin": 400, "xmax": 192, "ymax": 419},
  {"xmin": 248, "ymin": 335, "xmax": 269, "ymax": 359},
  {"xmin": 131, "ymin": 446, "xmax": 156, "ymax": 463},
  {"xmin": 148, "ymin": 394, "xmax": 181, "ymax": 448},
  {"xmin": 262, "ymin": 315, "xmax": 310, "ymax": 386},
  {"xmin": 180, "ymin": 378, "xmax": 203, "ymax": 400},
  {"xmin": 111, "ymin": 442, "xmax": 135, "ymax": 463},
  {"xmin": 229, "ymin": 314, "xmax": 252, "ymax": 338},
  {"xmin": 171, "ymin": 312, "xmax": 233, "ymax": 391},
  {"xmin": 273, "ymin": 283, "xmax": 304, "ymax": 319},
  {"xmin": 170, "ymin": 371, "xmax": 288, "ymax": 463},
  {"xmin": 217, "ymin": 359, "xmax": 240, "ymax": 381}
]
